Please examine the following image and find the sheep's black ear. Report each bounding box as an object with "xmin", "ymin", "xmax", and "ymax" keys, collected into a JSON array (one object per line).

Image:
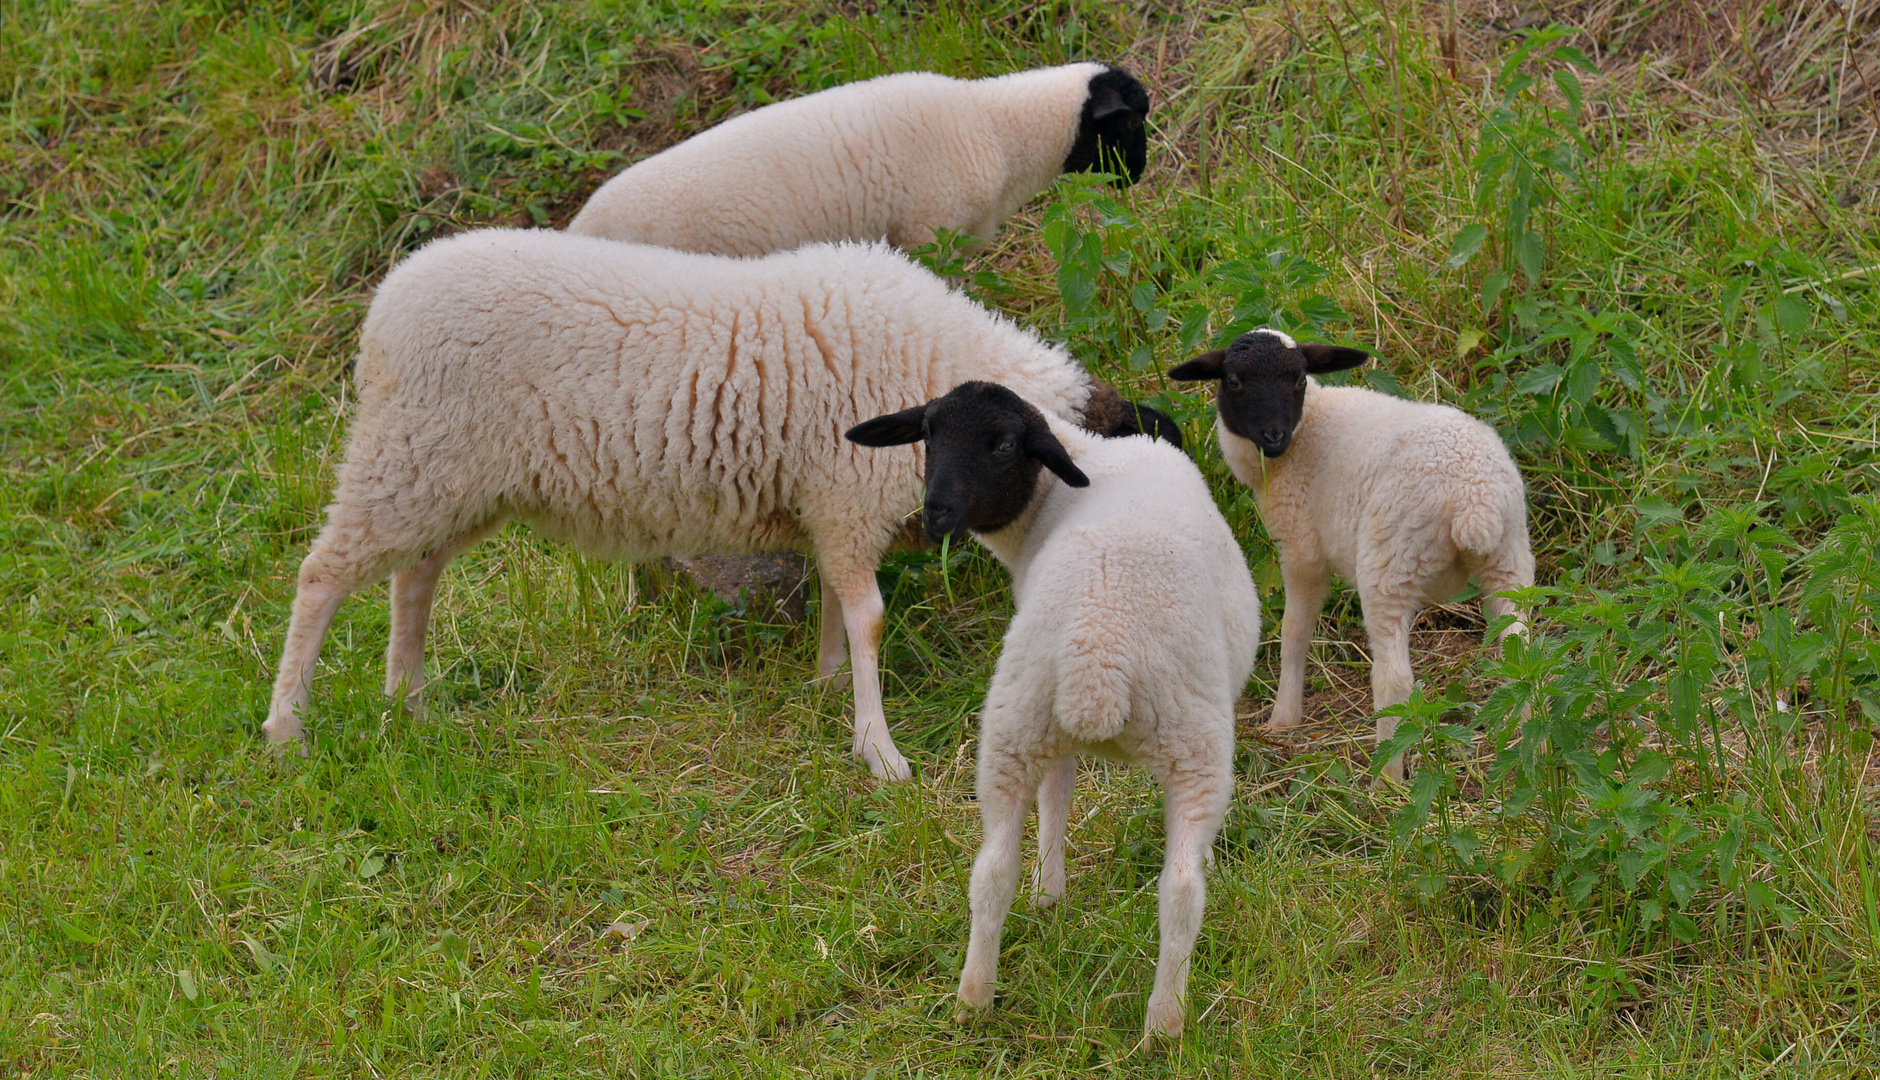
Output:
[
  {"xmin": 1299, "ymin": 345, "xmax": 1370, "ymax": 374},
  {"xmin": 845, "ymin": 405, "xmax": 928, "ymax": 447},
  {"xmin": 1166, "ymin": 350, "xmax": 1227, "ymax": 381},
  {"xmin": 1024, "ymin": 425, "xmax": 1091, "ymax": 489},
  {"xmin": 1127, "ymin": 403, "xmax": 1184, "ymax": 450}
]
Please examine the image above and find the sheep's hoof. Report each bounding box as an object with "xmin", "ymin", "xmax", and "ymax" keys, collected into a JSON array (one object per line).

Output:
[
  {"xmin": 1262, "ymin": 714, "xmax": 1302, "ymax": 733},
  {"xmin": 954, "ymin": 985, "xmax": 992, "ymax": 1024},
  {"xmin": 813, "ymin": 669, "xmax": 852, "ymax": 692},
  {"xmin": 1375, "ymin": 755, "xmax": 1408, "ymax": 786},
  {"xmin": 1143, "ymin": 997, "xmax": 1186, "ymax": 1039},
  {"xmin": 1031, "ymin": 889, "xmax": 1061, "ymax": 910},
  {"xmin": 858, "ymin": 743, "xmax": 912, "ymax": 782}
]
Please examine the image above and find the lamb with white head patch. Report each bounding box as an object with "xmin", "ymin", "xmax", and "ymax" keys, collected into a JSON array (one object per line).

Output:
[
  {"xmin": 568, "ymin": 63, "xmax": 1150, "ymax": 255},
  {"xmin": 848, "ymin": 381, "xmax": 1258, "ymax": 1038},
  {"xmin": 262, "ymin": 231, "xmax": 1165, "ymax": 782},
  {"xmin": 1169, "ymin": 330, "xmax": 1533, "ymax": 783}
]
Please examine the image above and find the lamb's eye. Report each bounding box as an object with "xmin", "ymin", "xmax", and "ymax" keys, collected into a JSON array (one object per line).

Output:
[
  {"xmin": 995, "ymin": 438, "xmax": 1017, "ymax": 455},
  {"xmin": 1295, "ymin": 374, "xmax": 1308, "ymax": 390},
  {"xmin": 1224, "ymin": 375, "xmax": 1242, "ymax": 391}
]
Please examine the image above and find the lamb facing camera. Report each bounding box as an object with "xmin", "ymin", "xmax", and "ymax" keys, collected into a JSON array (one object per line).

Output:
[
  {"xmin": 1169, "ymin": 329, "xmax": 1534, "ymax": 783},
  {"xmin": 848, "ymin": 381, "xmax": 1258, "ymax": 1038}
]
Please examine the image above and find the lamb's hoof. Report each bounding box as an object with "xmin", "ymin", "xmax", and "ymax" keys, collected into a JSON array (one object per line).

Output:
[
  {"xmin": 261, "ymin": 712, "xmax": 307, "ymax": 753},
  {"xmin": 1031, "ymin": 889, "xmax": 1061, "ymax": 910},
  {"xmin": 858, "ymin": 743, "xmax": 912, "ymax": 782},
  {"xmin": 1143, "ymin": 997, "xmax": 1186, "ymax": 1039},
  {"xmin": 813, "ymin": 669, "xmax": 852, "ymax": 692},
  {"xmin": 1375, "ymin": 755, "xmax": 1408, "ymax": 786},
  {"xmin": 1262, "ymin": 715, "xmax": 1302, "ymax": 733},
  {"xmin": 954, "ymin": 985, "xmax": 992, "ymax": 1024}
]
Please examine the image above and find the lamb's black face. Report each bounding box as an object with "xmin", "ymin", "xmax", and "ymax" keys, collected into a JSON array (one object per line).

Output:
[
  {"xmin": 1167, "ymin": 331, "xmax": 1371, "ymax": 459},
  {"xmin": 1063, "ymin": 66, "xmax": 1150, "ymax": 186},
  {"xmin": 844, "ymin": 381, "xmax": 1090, "ymax": 543}
]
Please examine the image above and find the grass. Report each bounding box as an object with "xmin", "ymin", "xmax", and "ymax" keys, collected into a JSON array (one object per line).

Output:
[{"xmin": 3, "ymin": 0, "xmax": 1879, "ymax": 1075}]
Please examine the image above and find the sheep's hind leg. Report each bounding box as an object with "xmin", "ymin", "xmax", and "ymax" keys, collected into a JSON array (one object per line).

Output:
[
  {"xmin": 1143, "ymin": 730, "xmax": 1233, "ymax": 1039},
  {"xmin": 1360, "ymin": 590, "xmax": 1418, "ymax": 784},
  {"xmin": 384, "ymin": 525, "xmax": 493, "ymax": 717},
  {"xmin": 1032, "ymin": 756, "xmax": 1075, "ymax": 908},
  {"xmin": 958, "ymin": 754, "xmax": 1033, "ymax": 1018}
]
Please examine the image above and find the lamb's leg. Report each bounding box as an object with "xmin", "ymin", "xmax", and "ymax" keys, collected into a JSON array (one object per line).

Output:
[
  {"xmin": 813, "ymin": 568, "xmax": 850, "ymax": 687},
  {"xmin": 1143, "ymin": 731, "xmax": 1233, "ymax": 1039},
  {"xmin": 265, "ymin": 527, "xmax": 403, "ymax": 747},
  {"xmin": 1269, "ymin": 559, "xmax": 1331, "ymax": 731},
  {"xmin": 1478, "ymin": 537, "xmax": 1535, "ymax": 646},
  {"xmin": 819, "ymin": 550, "xmax": 910, "ymax": 781},
  {"xmin": 1032, "ymin": 756, "xmax": 1075, "ymax": 908},
  {"xmin": 1361, "ymin": 592, "xmax": 1418, "ymax": 784},
  {"xmin": 384, "ymin": 526, "xmax": 489, "ymax": 714},
  {"xmin": 957, "ymin": 753, "xmax": 1033, "ymax": 1017}
]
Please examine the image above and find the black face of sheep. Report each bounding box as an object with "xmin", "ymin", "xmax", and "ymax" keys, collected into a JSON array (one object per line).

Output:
[
  {"xmin": 1080, "ymin": 380, "xmax": 1185, "ymax": 449},
  {"xmin": 1168, "ymin": 330, "xmax": 1370, "ymax": 458},
  {"xmin": 1063, "ymin": 66, "xmax": 1150, "ymax": 186},
  {"xmin": 846, "ymin": 381, "xmax": 1091, "ymax": 543}
]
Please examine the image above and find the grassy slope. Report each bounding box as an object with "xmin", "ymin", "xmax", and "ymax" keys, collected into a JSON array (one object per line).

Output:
[{"xmin": 2, "ymin": 1, "xmax": 1878, "ymax": 1075}]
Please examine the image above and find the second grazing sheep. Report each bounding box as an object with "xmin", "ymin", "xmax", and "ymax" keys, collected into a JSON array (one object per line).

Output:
[
  {"xmin": 568, "ymin": 62, "xmax": 1150, "ymax": 255},
  {"xmin": 262, "ymin": 230, "xmax": 1161, "ymax": 781},
  {"xmin": 848, "ymin": 381, "xmax": 1259, "ymax": 1038},
  {"xmin": 1169, "ymin": 329, "xmax": 1533, "ymax": 782},
  {"xmin": 568, "ymin": 61, "xmax": 1151, "ymax": 617}
]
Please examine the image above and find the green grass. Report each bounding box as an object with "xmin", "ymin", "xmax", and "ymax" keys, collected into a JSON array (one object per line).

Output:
[{"xmin": 4, "ymin": 0, "xmax": 1879, "ymax": 1075}]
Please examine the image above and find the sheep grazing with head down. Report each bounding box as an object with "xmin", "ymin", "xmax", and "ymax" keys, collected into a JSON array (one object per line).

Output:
[
  {"xmin": 848, "ymin": 381, "xmax": 1258, "ymax": 1039},
  {"xmin": 568, "ymin": 62, "xmax": 1151, "ymax": 255},
  {"xmin": 262, "ymin": 230, "xmax": 1169, "ymax": 781},
  {"xmin": 1169, "ymin": 329, "xmax": 1533, "ymax": 783}
]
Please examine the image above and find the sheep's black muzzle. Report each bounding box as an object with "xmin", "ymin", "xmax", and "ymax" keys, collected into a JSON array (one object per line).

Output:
[
  {"xmin": 1255, "ymin": 429, "xmax": 1293, "ymax": 458},
  {"xmin": 921, "ymin": 500, "xmax": 969, "ymax": 544}
]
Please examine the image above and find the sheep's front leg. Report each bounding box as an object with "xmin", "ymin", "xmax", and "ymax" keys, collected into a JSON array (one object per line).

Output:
[
  {"xmin": 958, "ymin": 759, "xmax": 1032, "ymax": 1017},
  {"xmin": 1361, "ymin": 592, "xmax": 1418, "ymax": 784},
  {"xmin": 813, "ymin": 569, "xmax": 850, "ymax": 688},
  {"xmin": 1270, "ymin": 558, "xmax": 1331, "ymax": 731},
  {"xmin": 1031, "ymin": 756, "xmax": 1075, "ymax": 908},
  {"xmin": 1143, "ymin": 736, "xmax": 1232, "ymax": 1039},
  {"xmin": 821, "ymin": 553, "xmax": 910, "ymax": 781}
]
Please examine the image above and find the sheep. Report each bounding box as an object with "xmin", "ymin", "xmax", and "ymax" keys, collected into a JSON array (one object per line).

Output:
[
  {"xmin": 262, "ymin": 229, "xmax": 1158, "ymax": 782},
  {"xmin": 1168, "ymin": 329, "xmax": 1534, "ymax": 783},
  {"xmin": 567, "ymin": 62, "xmax": 1150, "ymax": 256},
  {"xmin": 847, "ymin": 381, "xmax": 1259, "ymax": 1038}
]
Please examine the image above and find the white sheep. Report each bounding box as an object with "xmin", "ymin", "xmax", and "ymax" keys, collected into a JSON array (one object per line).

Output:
[
  {"xmin": 567, "ymin": 63, "xmax": 1150, "ymax": 255},
  {"xmin": 848, "ymin": 381, "xmax": 1259, "ymax": 1038},
  {"xmin": 263, "ymin": 229, "xmax": 1137, "ymax": 782},
  {"xmin": 1169, "ymin": 329, "xmax": 1533, "ymax": 783}
]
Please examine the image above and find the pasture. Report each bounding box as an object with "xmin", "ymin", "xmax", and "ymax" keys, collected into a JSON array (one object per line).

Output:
[{"xmin": 3, "ymin": 1, "xmax": 1878, "ymax": 1075}]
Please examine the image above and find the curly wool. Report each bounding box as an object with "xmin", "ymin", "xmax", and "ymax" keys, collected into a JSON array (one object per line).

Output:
[{"xmin": 263, "ymin": 229, "xmax": 1097, "ymax": 781}]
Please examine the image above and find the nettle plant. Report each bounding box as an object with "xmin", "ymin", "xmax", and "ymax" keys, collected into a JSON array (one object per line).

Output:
[
  {"xmin": 1039, "ymin": 173, "xmax": 1354, "ymax": 421},
  {"xmin": 1385, "ymin": 497, "xmax": 1880, "ymax": 941}
]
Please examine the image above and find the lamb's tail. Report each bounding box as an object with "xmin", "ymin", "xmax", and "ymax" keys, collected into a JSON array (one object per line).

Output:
[
  {"xmin": 1451, "ymin": 491, "xmax": 1507, "ymax": 556},
  {"xmin": 1053, "ymin": 566, "xmax": 1132, "ymax": 744}
]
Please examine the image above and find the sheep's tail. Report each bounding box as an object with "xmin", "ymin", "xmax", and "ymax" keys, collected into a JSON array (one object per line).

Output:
[
  {"xmin": 1451, "ymin": 491, "xmax": 1506, "ymax": 556},
  {"xmin": 1053, "ymin": 558, "xmax": 1132, "ymax": 744}
]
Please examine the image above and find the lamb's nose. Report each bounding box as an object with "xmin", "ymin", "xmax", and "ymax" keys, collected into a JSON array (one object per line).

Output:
[{"xmin": 923, "ymin": 500, "xmax": 961, "ymax": 539}]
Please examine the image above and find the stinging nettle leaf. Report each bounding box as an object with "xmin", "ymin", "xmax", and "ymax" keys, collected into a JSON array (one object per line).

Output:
[{"xmin": 1445, "ymin": 224, "xmax": 1489, "ymax": 269}]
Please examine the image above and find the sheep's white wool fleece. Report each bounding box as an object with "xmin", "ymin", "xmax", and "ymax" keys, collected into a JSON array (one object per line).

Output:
[
  {"xmin": 340, "ymin": 229, "xmax": 1093, "ymax": 566},
  {"xmin": 973, "ymin": 418, "xmax": 1260, "ymax": 754},
  {"xmin": 1216, "ymin": 380, "xmax": 1527, "ymax": 602},
  {"xmin": 567, "ymin": 64, "xmax": 1107, "ymax": 255}
]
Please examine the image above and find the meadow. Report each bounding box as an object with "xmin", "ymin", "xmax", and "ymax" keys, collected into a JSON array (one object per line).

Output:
[{"xmin": 3, "ymin": 1, "xmax": 1878, "ymax": 1075}]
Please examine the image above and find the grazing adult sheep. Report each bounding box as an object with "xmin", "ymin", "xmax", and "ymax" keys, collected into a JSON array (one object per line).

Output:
[
  {"xmin": 1169, "ymin": 329, "xmax": 1533, "ymax": 782},
  {"xmin": 848, "ymin": 381, "xmax": 1259, "ymax": 1038},
  {"xmin": 567, "ymin": 62, "xmax": 1151, "ymax": 255},
  {"xmin": 263, "ymin": 230, "xmax": 1147, "ymax": 781}
]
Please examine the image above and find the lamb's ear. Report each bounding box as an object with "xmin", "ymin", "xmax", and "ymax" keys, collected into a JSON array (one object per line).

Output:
[
  {"xmin": 1024, "ymin": 423, "xmax": 1091, "ymax": 489},
  {"xmin": 845, "ymin": 405, "xmax": 928, "ymax": 447},
  {"xmin": 1299, "ymin": 345, "xmax": 1371, "ymax": 374},
  {"xmin": 1166, "ymin": 349, "xmax": 1227, "ymax": 381},
  {"xmin": 1128, "ymin": 403, "xmax": 1184, "ymax": 450}
]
